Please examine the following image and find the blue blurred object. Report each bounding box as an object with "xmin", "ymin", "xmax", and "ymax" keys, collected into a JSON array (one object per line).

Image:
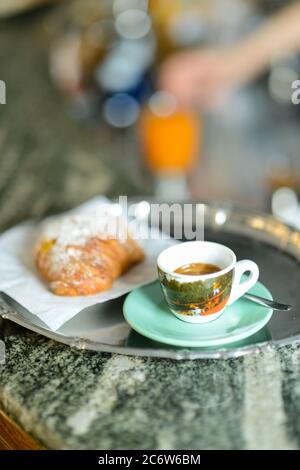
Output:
[
  {"xmin": 97, "ymin": 37, "xmax": 155, "ymax": 126},
  {"xmin": 103, "ymin": 93, "xmax": 140, "ymax": 128}
]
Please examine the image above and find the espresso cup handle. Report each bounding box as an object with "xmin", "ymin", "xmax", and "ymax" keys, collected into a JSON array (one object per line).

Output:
[{"xmin": 227, "ymin": 260, "xmax": 259, "ymax": 306}]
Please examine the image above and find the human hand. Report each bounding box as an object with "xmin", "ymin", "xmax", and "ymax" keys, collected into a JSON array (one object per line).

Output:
[{"xmin": 159, "ymin": 48, "xmax": 244, "ymax": 110}]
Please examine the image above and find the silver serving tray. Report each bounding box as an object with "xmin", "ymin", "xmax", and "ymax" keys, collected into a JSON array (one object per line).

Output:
[{"xmin": 1, "ymin": 200, "xmax": 300, "ymax": 360}]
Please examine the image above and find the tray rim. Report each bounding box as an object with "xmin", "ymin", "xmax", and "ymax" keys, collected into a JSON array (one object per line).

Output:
[
  {"xmin": 1, "ymin": 198, "xmax": 300, "ymax": 360},
  {"xmin": 2, "ymin": 307, "xmax": 300, "ymax": 360}
]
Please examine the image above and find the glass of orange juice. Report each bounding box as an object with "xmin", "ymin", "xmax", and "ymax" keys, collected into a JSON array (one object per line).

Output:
[{"xmin": 139, "ymin": 92, "xmax": 200, "ymax": 198}]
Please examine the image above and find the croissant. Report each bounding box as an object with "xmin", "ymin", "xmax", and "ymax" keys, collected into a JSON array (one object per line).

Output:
[{"xmin": 35, "ymin": 215, "xmax": 144, "ymax": 296}]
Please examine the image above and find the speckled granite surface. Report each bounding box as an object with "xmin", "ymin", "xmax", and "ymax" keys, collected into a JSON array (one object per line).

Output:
[
  {"xmin": 1, "ymin": 10, "xmax": 300, "ymax": 450},
  {"xmin": 0, "ymin": 11, "xmax": 150, "ymax": 231},
  {"xmin": 1, "ymin": 317, "xmax": 300, "ymax": 450}
]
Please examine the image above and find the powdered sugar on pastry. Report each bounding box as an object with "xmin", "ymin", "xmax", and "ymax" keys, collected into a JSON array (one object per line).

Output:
[
  {"xmin": 41, "ymin": 214, "xmax": 128, "ymax": 247},
  {"xmin": 34, "ymin": 214, "xmax": 144, "ymax": 296}
]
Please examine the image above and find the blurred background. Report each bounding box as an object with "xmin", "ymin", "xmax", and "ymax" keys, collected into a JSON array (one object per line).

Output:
[{"xmin": 1, "ymin": 0, "xmax": 300, "ymax": 229}]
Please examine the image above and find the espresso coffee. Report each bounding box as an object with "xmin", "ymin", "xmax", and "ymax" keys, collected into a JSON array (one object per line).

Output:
[
  {"xmin": 174, "ymin": 262, "xmax": 221, "ymax": 276},
  {"xmin": 158, "ymin": 241, "xmax": 259, "ymax": 323}
]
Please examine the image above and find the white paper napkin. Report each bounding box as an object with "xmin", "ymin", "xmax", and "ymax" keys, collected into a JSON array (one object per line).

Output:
[{"xmin": 0, "ymin": 197, "xmax": 176, "ymax": 331}]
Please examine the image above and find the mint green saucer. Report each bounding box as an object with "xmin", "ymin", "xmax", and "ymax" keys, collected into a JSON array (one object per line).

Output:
[{"xmin": 123, "ymin": 281, "xmax": 274, "ymax": 348}]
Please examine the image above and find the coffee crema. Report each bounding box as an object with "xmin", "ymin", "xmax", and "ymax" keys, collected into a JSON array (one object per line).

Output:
[{"xmin": 174, "ymin": 262, "xmax": 221, "ymax": 276}]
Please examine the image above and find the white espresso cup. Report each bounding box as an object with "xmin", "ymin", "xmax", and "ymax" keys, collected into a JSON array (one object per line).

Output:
[{"xmin": 157, "ymin": 241, "xmax": 259, "ymax": 324}]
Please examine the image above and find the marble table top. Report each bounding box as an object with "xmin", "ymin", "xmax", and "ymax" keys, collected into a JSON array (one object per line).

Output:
[{"xmin": 1, "ymin": 317, "xmax": 300, "ymax": 450}]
